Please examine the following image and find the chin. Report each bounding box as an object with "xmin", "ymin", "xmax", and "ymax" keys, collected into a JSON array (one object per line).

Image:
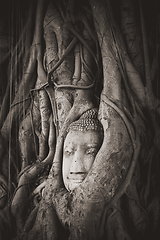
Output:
[{"xmin": 67, "ymin": 182, "xmax": 81, "ymax": 192}]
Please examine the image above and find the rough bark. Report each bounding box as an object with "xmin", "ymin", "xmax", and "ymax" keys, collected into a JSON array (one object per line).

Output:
[{"xmin": 0, "ymin": 0, "xmax": 159, "ymax": 239}]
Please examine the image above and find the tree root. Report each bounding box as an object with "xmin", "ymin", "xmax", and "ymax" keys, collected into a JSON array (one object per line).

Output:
[
  {"xmin": 97, "ymin": 93, "xmax": 141, "ymax": 238},
  {"xmin": 105, "ymin": 210, "xmax": 130, "ymax": 240},
  {"xmin": 37, "ymin": 89, "xmax": 52, "ymax": 160},
  {"xmin": 0, "ymin": 174, "xmax": 8, "ymax": 209},
  {"xmin": 11, "ymin": 116, "xmax": 56, "ymax": 232}
]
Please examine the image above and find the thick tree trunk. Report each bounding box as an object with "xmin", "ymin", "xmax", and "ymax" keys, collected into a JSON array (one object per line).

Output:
[{"xmin": 0, "ymin": 0, "xmax": 159, "ymax": 239}]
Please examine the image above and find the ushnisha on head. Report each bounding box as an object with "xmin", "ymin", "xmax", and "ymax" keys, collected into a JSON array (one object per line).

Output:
[{"xmin": 62, "ymin": 108, "xmax": 103, "ymax": 192}]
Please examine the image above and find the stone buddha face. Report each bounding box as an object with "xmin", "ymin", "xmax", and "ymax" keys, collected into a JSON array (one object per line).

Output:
[{"xmin": 62, "ymin": 109, "xmax": 103, "ymax": 192}]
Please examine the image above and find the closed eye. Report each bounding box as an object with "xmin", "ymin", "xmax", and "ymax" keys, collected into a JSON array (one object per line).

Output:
[
  {"xmin": 65, "ymin": 151, "xmax": 73, "ymax": 156},
  {"xmin": 86, "ymin": 147, "xmax": 97, "ymax": 155},
  {"xmin": 64, "ymin": 147, "xmax": 74, "ymax": 156}
]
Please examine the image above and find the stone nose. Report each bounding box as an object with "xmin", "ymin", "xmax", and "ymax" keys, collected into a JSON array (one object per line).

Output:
[{"xmin": 70, "ymin": 149, "xmax": 85, "ymax": 174}]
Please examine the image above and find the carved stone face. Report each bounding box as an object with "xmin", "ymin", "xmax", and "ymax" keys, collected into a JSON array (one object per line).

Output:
[{"xmin": 62, "ymin": 129, "xmax": 102, "ymax": 191}]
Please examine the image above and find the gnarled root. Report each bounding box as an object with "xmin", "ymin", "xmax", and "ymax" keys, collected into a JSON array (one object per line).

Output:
[
  {"xmin": 21, "ymin": 199, "xmax": 58, "ymax": 240},
  {"xmin": 11, "ymin": 115, "xmax": 56, "ymax": 234},
  {"xmin": 105, "ymin": 210, "xmax": 130, "ymax": 240}
]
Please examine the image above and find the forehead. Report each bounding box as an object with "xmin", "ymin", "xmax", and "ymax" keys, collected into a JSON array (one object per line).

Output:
[{"xmin": 64, "ymin": 130, "xmax": 102, "ymax": 147}]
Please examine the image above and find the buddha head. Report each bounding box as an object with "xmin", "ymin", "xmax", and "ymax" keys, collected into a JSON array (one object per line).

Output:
[{"xmin": 62, "ymin": 108, "xmax": 103, "ymax": 192}]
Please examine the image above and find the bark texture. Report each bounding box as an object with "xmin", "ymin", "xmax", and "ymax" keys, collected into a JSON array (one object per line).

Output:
[{"xmin": 0, "ymin": 0, "xmax": 159, "ymax": 240}]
